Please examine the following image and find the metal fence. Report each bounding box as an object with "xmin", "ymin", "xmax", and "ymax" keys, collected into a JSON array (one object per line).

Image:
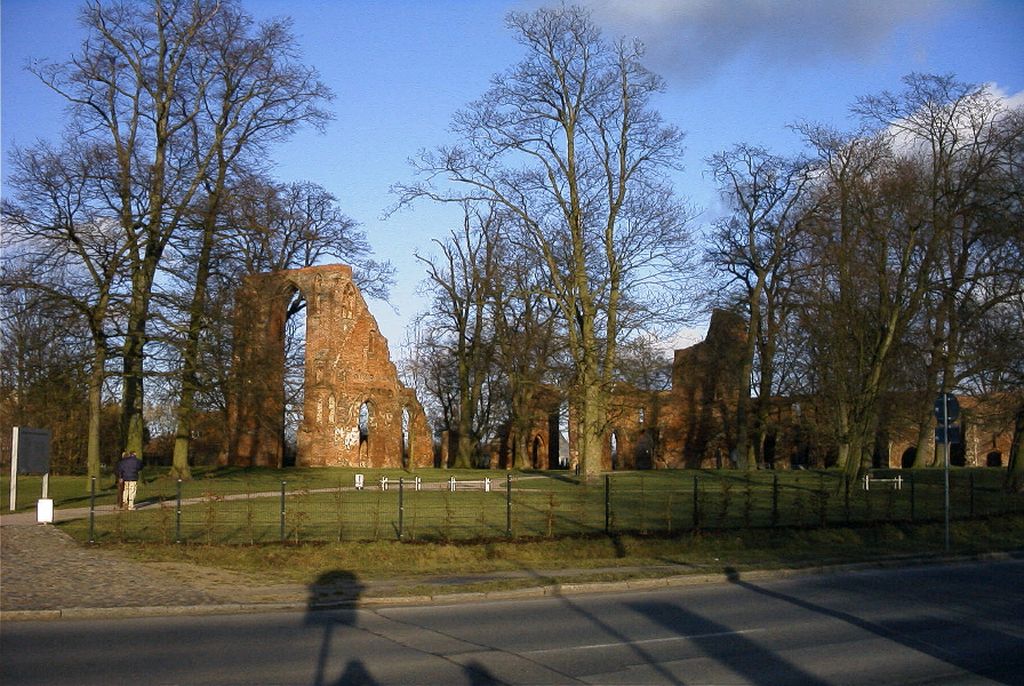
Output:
[{"xmin": 80, "ymin": 469, "xmax": 1024, "ymax": 544}]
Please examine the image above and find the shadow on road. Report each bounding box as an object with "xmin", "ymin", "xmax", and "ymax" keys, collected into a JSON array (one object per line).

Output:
[
  {"xmin": 625, "ymin": 595, "xmax": 830, "ymax": 685},
  {"xmin": 305, "ymin": 571, "xmax": 504, "ymax": 685},
  {"xmin": 305, "ymin": 570, "xmax": 374, "ymax": 686},
  {"xmin": 722, "ymin": 565, "xmax": 1024, "ymax": 685}
]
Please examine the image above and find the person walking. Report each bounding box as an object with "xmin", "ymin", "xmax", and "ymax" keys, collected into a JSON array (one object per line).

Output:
[
  {"xmin": 116, "ymin": 451, "xmax": 143, "ymax": 511},
  {"xmin": 115, "ymin": 451, "xmax": 127, "ymax": 509}
]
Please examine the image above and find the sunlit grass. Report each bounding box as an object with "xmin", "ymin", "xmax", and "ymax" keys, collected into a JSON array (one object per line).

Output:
[
  {"xmin": 78, "ymin": 514, "xmax": 1024, "ymax": 596},
  {"xmin": 22, "ymin": 466, "xmax": 1022, "ymax": 546}
]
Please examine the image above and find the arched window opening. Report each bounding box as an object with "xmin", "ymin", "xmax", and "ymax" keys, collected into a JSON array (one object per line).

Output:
[
  {"xmin": 283, "ymin": 287, "xmax": 307, "ymax": 467},
  {"xmin": 986, "ymin": 451, "xmax": 1002, "ymax": 467},
  {"xmin": 358, "ymin": 401, "xmax": 370, "ymax": 441},
  {"xmin": 401, "ymin": 406, "xmax": 411, "ymax": 468},
  {"xmin": 557, "ymin": 400, "xmax": 570, "ymax": 468},
  {"xmin": 610, "ymin": 431, "xmax": 620, "ymax": 470},
  {"xmin": 763, "ymin": 432, "xmax": 777, "ymax": 469},
  {"xmin": 532, "ymin": 435, "xmax": 543, "ymax": 469},
  {"xmin": 635, "ymin": 430, "xmax": 654, "ymax": 470},
  {"xmin": 901, "ymin": 447, "xmax": 917, "ymax": 469}
]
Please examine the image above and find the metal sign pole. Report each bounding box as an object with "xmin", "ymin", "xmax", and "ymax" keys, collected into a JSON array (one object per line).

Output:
[{"xmin": 943, "ymin": 393, "xmax": 950, "ymax": 553}]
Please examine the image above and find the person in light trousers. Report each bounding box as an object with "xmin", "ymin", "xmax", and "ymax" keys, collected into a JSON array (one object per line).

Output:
[{"xmin": 115, "ymin": 451, "xmax": 143, "ymax": 511}]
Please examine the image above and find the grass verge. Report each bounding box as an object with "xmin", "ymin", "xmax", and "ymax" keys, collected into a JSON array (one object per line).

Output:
[{"xmin": 76, "ymin": 514, "xmax": 1024, "ymax": 598}]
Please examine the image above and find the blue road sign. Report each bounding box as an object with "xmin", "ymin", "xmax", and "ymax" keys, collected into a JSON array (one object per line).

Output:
[
  {"xmin": 935, "ymin": 424, "xmax": 961, "ymax": 444},
  {"xmin": 934, "ymin": 393, "xmax": 960, "ymax": 423}
]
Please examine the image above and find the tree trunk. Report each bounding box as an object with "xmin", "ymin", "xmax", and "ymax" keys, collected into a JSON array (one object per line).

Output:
[
  {"xmin": 86, "ymin": 345, "xmax": 106, "ymax": 489},
  {"xmin": 121, "ymin": 260, "xmax": 159, "ymax": 456},
  {"xmin": 578, "ymin": 381, "xmax": 606, "ymax": 479},
  {"xmin": 171, "ymin": 185, "xmax": 222, "ymax": 480},
  {"xmin": 1006, "ymin": 406, "xmax": 1024, "ymax": 493}
]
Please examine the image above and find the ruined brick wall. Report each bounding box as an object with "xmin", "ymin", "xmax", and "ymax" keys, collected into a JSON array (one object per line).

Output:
[
  {"xmin": 662, "ymin": 309, "xmax": 747, "ymax": 468},
  {"xmin": 225, "ymin": 264, "xmax": 432, "ymax": 469}
]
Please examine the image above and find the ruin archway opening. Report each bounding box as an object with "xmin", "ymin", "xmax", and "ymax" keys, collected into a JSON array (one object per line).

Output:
[
  {"xmin": 763, "ymin": 432, "xmax": 777, "ymax": 469},
  {"xmin": 282, "ymin": 287, "xmax": 308, "ymax": 467},
  {"xmin": 557, "ymin": 399, "xmax": 570, "ymax": 469},
  {"xmin": 358, "ymin": 400, "xmax": 372, "ymax": 464},
  {"xmin": 401, "ymin": 406, "xmax": 411, "ymax": 469},
  {"xmin": 531, "ymin": 434, "xmax": 544, "ymax": 469},
  {"xmin": 610, "ymin": 430, "xmax": 620, "ymax": 470},
  {"xmin": 635, "ymin": 430, "xmax": 654, "ymax": 470},
  {"xmin": 901, "ymin": 447, "xmax": 917, "ymax": 469},
  {"xmin": 986, "ymin": 450, "xmax": 1002, "ymax": 467}
]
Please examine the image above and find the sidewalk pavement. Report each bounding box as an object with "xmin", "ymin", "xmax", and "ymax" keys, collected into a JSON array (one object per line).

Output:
[{"xmin": 0, "ymin": 505, "xmax": 734, "ymax": 622}]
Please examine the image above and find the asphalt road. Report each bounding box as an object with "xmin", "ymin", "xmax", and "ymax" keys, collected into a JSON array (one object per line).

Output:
[{"xmin": 2, "ymin": 558, "xmax": 1022, "ymax": 685}]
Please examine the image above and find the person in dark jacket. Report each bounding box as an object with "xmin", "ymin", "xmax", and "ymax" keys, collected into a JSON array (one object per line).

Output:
[{"xmin": 116, "ymin": 451, "xmax": 143, "ymax": 511}]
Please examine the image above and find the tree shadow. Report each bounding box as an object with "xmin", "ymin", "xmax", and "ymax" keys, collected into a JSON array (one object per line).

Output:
[
  {"xmin": 721, "ymin": 565, "xmax": 1024, "ymax": 685},
  {"xmin": 625, "ymin": 595, "xmax": 830, "ymax": 685},
  {"xmin": 513, "ymin": 562, "xmax": 825, "ymax": 684}
]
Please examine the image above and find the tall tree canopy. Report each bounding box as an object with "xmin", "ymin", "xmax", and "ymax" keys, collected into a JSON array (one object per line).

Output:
[{"xmin": 397, "ymin": 4, "xmax": 697, "ymax": 476}]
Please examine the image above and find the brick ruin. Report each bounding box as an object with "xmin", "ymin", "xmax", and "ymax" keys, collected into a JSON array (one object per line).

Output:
[
  {"xmin": 224, "ymin": 264, "xmax": 432, "ymax": 469},
  {"xmin": 497, "ymin": 309, "xmax": 1017, "ymax": 471},
  {"xmin": 223, "ymin": 268, "xmax": 1014, "ymax": 472}
]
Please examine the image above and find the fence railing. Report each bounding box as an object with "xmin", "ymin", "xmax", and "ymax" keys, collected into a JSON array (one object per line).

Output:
[{"xmin": 78, "ymin": 469, "xmax": 1024, "ymax": 545}]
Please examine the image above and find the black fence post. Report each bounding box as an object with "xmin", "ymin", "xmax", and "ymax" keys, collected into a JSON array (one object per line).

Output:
[
  {"xmin": 506, "ymin": 473, "xmax": 513, "ymax": 538},
  {"xmin": 176, "ymin": 479, "xmax": 182, "ymax": 544},
  {"xmin": 398, "ymin": 477, "xmax": 405, "ymax": 540},
  {"xmin": 280, "ymin": 481, "xmax": 287, "ymax": 543},
  {"xmin": 969, "ymin": 471, "xmax": 975, "ymax": 518},
  {"xmin": 89, "ymin": 476, "xmax": 96, "ymax": 544},
  {"xmin": 843, "ymin": 474, "xmax": 850, "ymax": 523},
  {"xmin": 910, "ymin": 472, "xmax": 916, "ymax": 522},
  {"xmin": 605, "ymin": 474, "xmax": 612, "ymax": 534},
  {"xmin": 772, "ymin": 474, "xmax": 780, "ymax": 526},
  {"xmin": 692, "ymin": 475, "xmax": 699, "ymax": 528}
]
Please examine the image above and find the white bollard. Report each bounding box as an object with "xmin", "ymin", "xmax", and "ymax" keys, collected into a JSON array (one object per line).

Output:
[
  {"xmin": 484, "ymin": 478, "xmax": 491, "ymax": 492},
  {"xmin": 36, "ymin": 498, "xmax": 53, "ymax": 524},
  {"xmin": 449, "ymin": 476, "xmax": 457, "ymax": 492},
  {"xmin": 355, "ymin": 473, "xmax": 364, "ymax": 490},
  {"xmin": 380, "ymin": 476, "xmax": 389, "ymax": 491},
  {"xmin": 414, "ymin": 476, "xmax": 422, "ymax": 491}
]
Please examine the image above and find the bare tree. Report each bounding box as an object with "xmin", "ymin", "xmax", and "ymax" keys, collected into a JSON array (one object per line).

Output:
[
  {"xmin": 707, "ymin": 144, "xmax": 812, "ymax": 469},
  {"xmin": 854, "ymin": 74, "xmax": 1024, "ymax": 468},
  {"xmin": 794, "ymin": 122, "xmax": 935, "ymax": 481},
  {"xmin": 0, "ymin": 284, "xmax": 106, "ymax": 474},
  {"xmin": 415, "ymin": 203, "xmax": 501, "ymax": 468},
  {"xmin": 164, "ymin": 4, "xmax": 333, "ymax": 479},
  {"xmin": 32, "ymin": 0, "xmax": 222, "ymax": 456},
  {"xmin": 491, "ymin": 222, "xmax": 563, "ymax": 470},
  {"xmin": 2, "ymin": 138, "xmax": 130, "ymax": 484},
  {"xmin": 396, "ymin": 5, "xmax": 696, "ymax": 476}
]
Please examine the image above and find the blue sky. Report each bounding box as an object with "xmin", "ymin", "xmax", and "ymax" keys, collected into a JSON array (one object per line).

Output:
[{"xmin": 3, "ymin": 0, "xmax": 1023, "ymax": 352}]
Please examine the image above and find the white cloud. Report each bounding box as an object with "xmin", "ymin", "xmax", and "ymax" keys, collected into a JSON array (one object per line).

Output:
[{"xmin": 582, "ymin": 0, "xmax": 954, "ymax": 84}]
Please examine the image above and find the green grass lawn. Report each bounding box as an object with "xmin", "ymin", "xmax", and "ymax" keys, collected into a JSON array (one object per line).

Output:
[
  {"xmin": 10, "ymin": 465, "xmax": 1017, "ymax": 547},
  {"xmin": 6, "ymin": 465, "xmax": 1022, "ymax": 595},
  {"xmin": 73, "ymin": 514, "xmax": 1024, "ymax": 594}
]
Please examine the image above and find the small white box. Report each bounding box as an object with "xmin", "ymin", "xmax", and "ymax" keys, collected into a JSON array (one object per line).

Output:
[{"xmin": 36, "ymin": 498, "xmax": 53, "ymax": 523}]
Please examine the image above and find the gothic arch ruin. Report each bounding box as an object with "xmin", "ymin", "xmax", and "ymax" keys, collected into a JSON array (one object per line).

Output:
[{"xmin": 224, "ymin": 264, "xmax": 432, "ymax": 469}]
